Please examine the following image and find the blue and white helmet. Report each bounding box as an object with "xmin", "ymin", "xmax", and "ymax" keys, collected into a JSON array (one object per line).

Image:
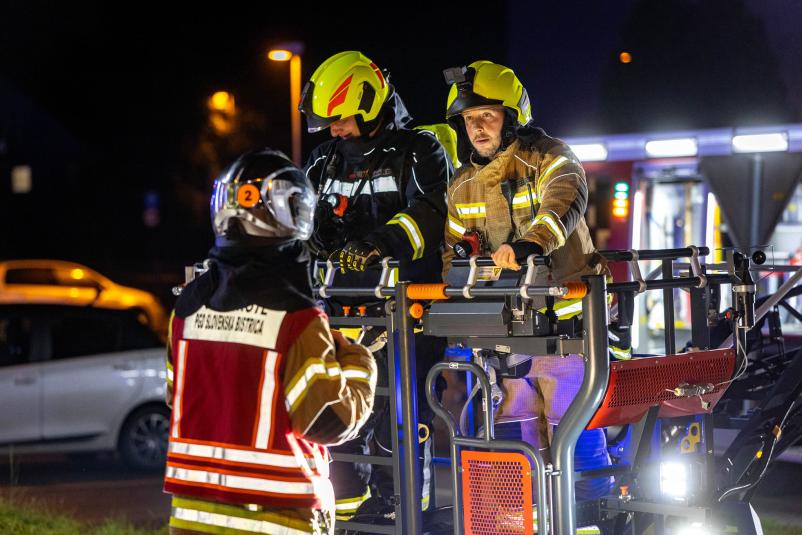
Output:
[{"xmin": 210, "ymin": 149, "xmax": 316, "ymax": 241}]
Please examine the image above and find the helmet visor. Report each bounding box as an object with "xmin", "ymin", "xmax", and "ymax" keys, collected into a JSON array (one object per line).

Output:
[
  {"xmin": 260, "ymin": 170, "xmax": 317, "ymax": 240},
  {"xmin": 211, "ymin": 167, "xmax": 316, "ymax": 240},
  {"xmin": 299, "ymin": 81, "xmax": 341, "ymax": 133}
]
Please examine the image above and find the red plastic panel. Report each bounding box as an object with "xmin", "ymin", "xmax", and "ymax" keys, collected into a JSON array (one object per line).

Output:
[
  {"xmin": 461, "ymin": 450, "xmax": 534, "ymax": 535},
  {"xmin": 587, "ymin": 348, "xmax": 735, "ymax": 429}
]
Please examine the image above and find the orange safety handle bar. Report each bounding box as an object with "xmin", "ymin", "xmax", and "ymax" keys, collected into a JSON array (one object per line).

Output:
[
  {"xmin": 562, "ymin": 281, "xmax": 588, "ymax": 300},
  {"xmin": 406, "ymin": 283, "xmax": 450, "ymax": 301}
]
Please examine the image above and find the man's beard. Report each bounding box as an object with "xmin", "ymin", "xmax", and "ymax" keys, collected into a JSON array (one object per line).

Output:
[{"xmin": 474, "ymin": 138, "xmax": 501, "ymax": 158}]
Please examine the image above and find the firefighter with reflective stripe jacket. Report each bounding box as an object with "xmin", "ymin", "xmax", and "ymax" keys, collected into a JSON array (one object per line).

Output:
[
  {"xmin": 441, "ymin": 61, "xmax": 614, "ymax": 502},
  {"xmin": 163, "ymin": 149, "xmax": 376, "ymax": 535},
  {"xmin": 302, "ymin": 51, "xmax": 452, "ymax": 283},
  {"xmin": 300, "ymin": 51, "xmax": 451, "ymax": 520}
]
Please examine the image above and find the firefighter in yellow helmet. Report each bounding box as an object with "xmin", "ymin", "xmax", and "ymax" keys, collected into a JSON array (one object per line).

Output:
[
  {"xmin": 441, "ymin": 60, "xmax": 618, "ymax": 506},
  {"xmin": 300, "ymin": 51, "xmax": 451, "ymax": 520}
]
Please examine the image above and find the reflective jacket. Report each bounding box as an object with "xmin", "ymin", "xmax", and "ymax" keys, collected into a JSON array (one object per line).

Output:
[
  {"xmin": 165, "ymin": 304, "xmax": 376, "ymax": 530},
  {"xmin": 442, "ymin": 129, "xmax": 606, "ymax": 284},
  {"xmin": 305, "ymin": 94, "xmax": 452, "ymax": 283}
]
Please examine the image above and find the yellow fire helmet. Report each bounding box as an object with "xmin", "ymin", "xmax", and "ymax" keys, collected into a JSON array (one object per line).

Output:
[
  {"xmin": 444, "ymin": 60, "xmax": 531, "ymax": 127},
  {"xmin": 299, "ymin": 51, "xmax": 390, "ymax": 133}
]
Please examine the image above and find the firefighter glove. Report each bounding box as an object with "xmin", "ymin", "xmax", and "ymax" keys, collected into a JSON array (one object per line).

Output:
[{"xmin": 335, "ymin": 240, "xmax": 382, "ymax": 273}]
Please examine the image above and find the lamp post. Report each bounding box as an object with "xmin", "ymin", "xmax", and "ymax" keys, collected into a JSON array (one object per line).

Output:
[{"xmin": 268, "ymin": 41, "xmax": 304, "ymax": 165}]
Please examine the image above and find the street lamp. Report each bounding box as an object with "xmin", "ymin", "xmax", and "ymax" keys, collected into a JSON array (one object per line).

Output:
[
  {"xmin": 206, "ymin": 91, "xmax": 236, "ymax": 135},
  {"xmin": 268, "ymin": 41, "xmax": 304, "ymax": 165}
]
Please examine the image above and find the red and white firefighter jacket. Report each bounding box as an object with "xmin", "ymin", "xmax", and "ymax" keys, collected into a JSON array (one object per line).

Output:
[{"xmin": 164, "ymin": 303, "xmax": 376, "ymax": 531}]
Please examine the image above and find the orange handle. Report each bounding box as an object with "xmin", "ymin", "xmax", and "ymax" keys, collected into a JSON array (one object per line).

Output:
[
  {"xmin": 407, "ymin": 283, "xmax": 449, "ymax": 301},
  {"xmin": 562, "ymin": 281, "xmax": 588, "ymax": 300}
]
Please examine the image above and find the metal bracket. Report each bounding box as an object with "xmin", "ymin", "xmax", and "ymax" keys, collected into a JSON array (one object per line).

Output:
[
  {"xmin": 173, "ymin": 260, "xmax": 210, "ymax": 296},
  {"xmin": 475, "ymin": 352, "xmax": 504, "ymax": 410},
  {"xmin": 374, "ymin": 257, "xmax": 393, "ymax": 299},
  {"xmin": 519, "ymin": 254, "xmax": 538, "ymax": 299},
  {"xmin": 318, "ymin": 259, "xmax": 336, "ymax": 299},
  {"xmin": 689, "ymin": 245, "xmax": 707, "ymax": 288},
  {"xmin": 628, "ymin": 249, "xmax": 647, "ymax": 293},
  {"xmin": 462, "ymin": 256, "xmax": 479, "ymax": 299},
  {"xmin": 732, "ymin": 284, "xmax": 756, "ymax": 294}
]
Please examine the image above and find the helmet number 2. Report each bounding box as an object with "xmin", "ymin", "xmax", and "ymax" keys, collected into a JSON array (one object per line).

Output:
[{"xmin": 237, "ymin": 184, "xmax": 260, "ymax": 208}]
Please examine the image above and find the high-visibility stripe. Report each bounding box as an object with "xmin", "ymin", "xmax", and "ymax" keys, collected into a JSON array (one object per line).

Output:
[
  {"xmin": 169, "ymin": 440, "xmax": 311, "ymax": 470},
  {"xmin": 335, "ymin": 488, "xmax": 371, "ymax": 511},
  {"xmin": 172, "ymin": 506, "xmax": 312, "ymax": 535},
  {"xmin": 537, "ymin": 155, "xmax": 570, "ymax": 191},
  {"xmin": 389, "ymin": 213, "xmax": 424, "ymax": 260},
  {"xmin": 167, "ymin": 309, "xmax": 175, "ymax": 348},
  {"xmin": 323, "ymin": 177, "xmax": 398, "ymax": 197},
  {"xmin": 512, "ymin": 189, "xmax": 537, "ymax": 208},
  {"xmin": 533, "ymin": 212, "xmax": 567, "ymax": 247},
  {"xmin": 553, "ymin": 300, "xmax": 583, "ymax": 318},
  {"xmin": 455, "ymin": 202, "xmax": 487, "ymax": 219},
  {"xmin": 371, "ymin": 176, "xmax": 398, "ymax": 193},
  {"xmin": 166, "ymin": 367, "xmax": 174, "ymax": 382},
  {"xmin": 538, "ymin": 298, "xmax": 583, "ymax": 319},
  {"xmin": 421, "ymin": 434, "xmax": 432, "ymax": 511},
  {"xmin": 171, "ymin": 496, "xmax": 314, "ymax": 533},
  {"xmin": 285, "ymin": 360, "xmax": 341, "ymax": 412},
  {"xmin": 610, "ymin": 346, "xmax": 633, "ymax": 360},
  {"xmin": 342, "ymin": 367, "xmax": 372, "ymax": 382},
  {"xmin": 335, "ymin": 488, "xmax": 371, "ymax": 520},
  {"xmin": 172, "ymin": 340, "xmax": 188, "ymax": 439},
  {"xmin": 448, "ymin": 215, "xmax": 466, "ymax": 237},
  {"xmin": 166, "ymin": 465, "xmax": 315, "ymax": 495},
  {"xmin": 253, "ymin": 350, "xmax": 279, "ymax": 449}
]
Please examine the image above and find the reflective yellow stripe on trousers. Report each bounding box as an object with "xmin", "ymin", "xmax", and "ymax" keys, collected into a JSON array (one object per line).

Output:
[{"xmin": 170, "ymin": 495, "xmax": 317, "ymax": 535}]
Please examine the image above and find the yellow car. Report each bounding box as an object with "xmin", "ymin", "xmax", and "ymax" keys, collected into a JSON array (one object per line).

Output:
[{"xmin": 0, "ymin": 260, "xmax": 168, "ymax": 339}]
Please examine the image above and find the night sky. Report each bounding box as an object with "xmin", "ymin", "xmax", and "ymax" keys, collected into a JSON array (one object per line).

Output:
[{"xmin": 2, "ymin": 1, "xmax": 800, "ymax": 300}]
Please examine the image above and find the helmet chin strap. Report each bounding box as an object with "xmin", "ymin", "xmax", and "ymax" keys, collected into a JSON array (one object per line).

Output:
[
  {"xmin": 355, "ymin": 106, "xmax": 388, "ymax": 139},
  {"xmin": 498, "ymin": 109, "xmax": 519, "ymax": 152}
]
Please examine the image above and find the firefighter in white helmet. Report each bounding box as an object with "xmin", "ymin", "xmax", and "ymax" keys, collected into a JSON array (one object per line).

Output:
[{"xmin": 164, "ymin": 149, "xmax": 376, "ymax": 534}]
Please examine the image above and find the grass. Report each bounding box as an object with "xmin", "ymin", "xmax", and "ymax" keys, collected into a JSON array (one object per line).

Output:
[
  {"xmin": 0, "ymin": 497, "xmax": 168, "ymax": 535},
  {"xmin": 764, "ymin": 519, "xmax": 802, "ymax": 535},
  {"xmin": 2, "ymin": 495, "xmax": 800, "ymax": 535}
]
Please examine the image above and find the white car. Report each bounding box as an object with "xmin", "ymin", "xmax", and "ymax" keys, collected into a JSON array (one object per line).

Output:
[{"xmin": 0, "ymin": 303, "xmax": 169, "ymax": 470}]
